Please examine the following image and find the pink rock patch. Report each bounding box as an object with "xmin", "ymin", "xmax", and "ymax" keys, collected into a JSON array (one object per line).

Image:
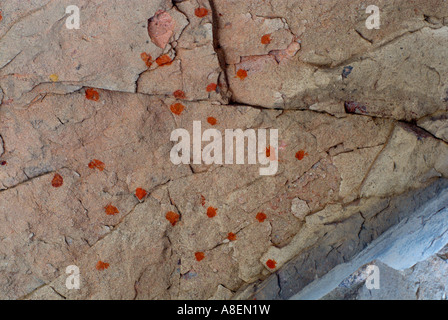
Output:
[
  {"xmin": 147, "ymin": 10, "xmax": 175, "ymax": 49},
  {"xmin": 237, "ymin": 55, "xmax": 277, "ymax": 75},
  {"xmin": 269, "ymin": 41, "xmax": 301, "ymax": 63}
]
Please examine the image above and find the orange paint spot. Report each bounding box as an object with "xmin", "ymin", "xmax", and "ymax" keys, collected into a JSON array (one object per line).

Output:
[
  {"xmin": 135, "ymin": 188, "xmax": 147, "ymax": 201},
  {"xmin": 200, "ymin": 195, "xmax": 206, "ymax": 207},
  {"xmin": 51, "ymin": 173, "xmax": 63, "ymax": 188},
  {"xmin": 236, "ymin": 69, "xmax": 247, "ymax": 80},
  {"xmin": 207, "ymin": 206, "xmax": 217, "ymax": 218},
  {"xmin": 173, "ymin": 90, "xmax": 186, "ymax": 99},
  {"xmin": 266, "ymin": 146, "xmax": 271, "ymax": 158},
  {"xmin": 261, "ymin": 34, "xmax": 271, "ymax": 45},
  {"xmin": 295, "ymin": 150, "xmax": 309, "ymax": 161},
  {"xmin": 96, "ymin": 261, "xmax": 110, "ymax": 271},
  {"xmin": 170, "ymin": 103, "xmax": 185, "ymax": 115},
  {"xmin": 85, "ymin": 88, "xmax": 99, "ymax": 101},
  {"xmin": 206, "ymin": 83, "xmax": 217, "ymax": 92},
  {"xmin": 266, "ymin": 259, "xmax": 277, "ymax": 269},
  {"xmin": 156, "ymin": 54, "xmax": 172, "ymax": 66},
  {"xmin": 256, "ymin": 212, "xmax": 267, "ymax": 222},
  {"xmin": 140, "ymin": 52, "xmax": 153, "ymax": 67},
  {"xmin": 104, "ymin": 204, "xmax": 119, "ymax": 216},
  {"xmin": 195, "ymin": 7, "xmax": 208, "ymax": 18},
  {"xmin": 195, "ymin": 251, "xmax": 205, "ymax": 261},
  {"xmin": 207, "ymin": 117, "xmax": 217, "ymax": 125},
  {"xmin": 166, "ymin": 211, "xmax": 180, "ymax": 226},
  {"xmin": 88, "ymin": 159, "xmax": 105, "ymax": 171},
  {"xmin": 227, "ymin": 232, "xmax": 237, "ymax": 241}
]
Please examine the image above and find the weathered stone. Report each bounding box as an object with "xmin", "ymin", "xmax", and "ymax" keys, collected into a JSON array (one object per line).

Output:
[{"xmin": 2, "ymin": 0, "xmax": 448, "ymax": 301}]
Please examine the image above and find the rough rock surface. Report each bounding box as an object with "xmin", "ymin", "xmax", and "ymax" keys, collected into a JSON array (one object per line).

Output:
[
  {"xmin": 288, "ymin": 182, "xmax": 448, "ymax": 300},
  {"xmin": 0, "ymin": 0, "xmax": 448, "ymax": 300}
]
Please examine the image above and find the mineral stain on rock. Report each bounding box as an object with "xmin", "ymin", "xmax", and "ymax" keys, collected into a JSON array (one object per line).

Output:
[
  {"xmin": 256, "ymin": 212, "xmax": 267, "ymax": 222},
  {"xmin": 227, "ymin": 232, "xmax": 237, "ymax": 241},
  {"xmin": 104, "ymin": 204, "xmax": 119, "ymax": 216},
  {"xmin": 88, "ymin": 159, "xmax": 105, "ymax": 171},
  {"xmin": 135, "ymin": 188, "xmax": 147, "ymax": 201},
  {"xmin": 236, "ymin": 69, "xmax": 248, "ymax": 80},
  {"xmin": 266, "ymin": 259, "xmax": 277, "ymax": 269},
  {"xmin": 140, "ymin": 52, "xmax": 153, "ymax": 67},
  {"xmin": 265, "ymin": 147, "xmax": 271, "ymax": 159},
  {"xmin": 295, "ymin": 150, "xmax": 309, "ymax": 161},
  {"xmin": 85, "ymin": 88, "xmax": 100, "ymax": 101},
  {"xmin": 261, "ymin": 34, "xmax": 271, "ymax": 45},
  {"xmin": 173, "ymin": 90, "xmax": 186, "ymax": 99},
  {"xmin": 206, "ymin": 83, "xmax": 217, "ymax": 92},
  {"xmin": 195, "ymin": 252, "xmax": 205, "ymax": 261},
  {"xmin": 170, "ymin": 102, "xmax": 185, "ymax": 115},
  {"xmin": 344, "ymin": 101, "xmax": 367, "ymax": 114},
  {"xmin": 96, "ymin": 261, "xmax": 110, "ymax": 271},
  {"xmin": 207, "ymin": 117, "xmax": 217, "ymax": 125},
  {"xmin": 166, "ymin": 211, "xmax": 180, "ymax": 226},
  {"xmin": 207, "ymin": 206, "xmax": 217, "ymax": 218},
  {"xmin": 156, "ymin": 54, "xmax": 173, "ymax": 66},
  {"xmin": 342, "ymin": 66, "xmax": 353, "ymax": 78},
  {"xmin": 51, "ymin": 173, "xmax": 63, "ymax": 188},
  {"xmin": 201, "ymin": 195, "xmax": 206, "ymax": 207},
  {"xmin": 194, "ymin": 7, "xmax": 208, "ymax": 18}
]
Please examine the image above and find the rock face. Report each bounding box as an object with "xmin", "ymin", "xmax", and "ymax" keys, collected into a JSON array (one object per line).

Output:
[
  {"xmin": 289, "ymin": 182, "xmax": 448, "ymax": 300},
  {"xmin": 0, "ymin": 0, "xmax": 448, "ymax": 300}
]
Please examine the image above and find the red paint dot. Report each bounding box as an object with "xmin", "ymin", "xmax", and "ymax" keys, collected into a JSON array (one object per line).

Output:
[
  {"xmin": 51, "ymin": 173, "xmax": 63, "ymax": 188},
  {"xmin": 227, "ymin": 232, "xmax": 237, "ymax": 241},
  {"xmin": 140, "ymin": 52, "xmax": 153, "ymax": 67},
  {"xmin": 195, "ymin": 251, "xmax": 205, "ymax": 261},
  {"xmin": 200, "ymin": 195, "xmax": 206, "ymax": 207},
  {"xmin": 261, "ymin": 34, "xmax": 271, "ymax": 45},
  {"xmin": 104, "ymin": 204, "xmax": 119, "ymax": 216},
  {"xmin": 295, "ymin": 150, "xmax": 309, "ymax": 161},
  {"xmin": 173, "ymin": 90, "xmax": 186, "ymax": 99},
  {"xmin": 0, "ymin": 11, "xmax": 3, "ymax": 23},
  {"xmin": 207, "ymin": 117, "xmax": 217, "ymax": 125},
  {"xmin": 256, "ymin": 212, "xmax": 267, "ymax": 222},
  {"xmin": 206, "ymin": 83, "xmax": 217, "ymax": 92},
  {"xmin": 135, "ymin": 188, "xmax": 147, "ymax": 201},
  {"xmin": 195, "ymin": 7, "xmax": 208, "ymax": 18},
  {"xmin": 207, "ymin": 206, "xmax": 217, "ymax": 218},
  {"xmin": 0, "ymin": 161, "xmax": 6, "ymax": 166},
  {"xmin": 96, "ymin": 261, "xmax": 110, "ymax": 271},
  {"xmin": 266, "ymin": 147, "xmax": 271, "ymax": 158},
  {"xmin": 166, "ymin": 211, "xmax": 180, "ymax": 226},
  {"xmin": 88, "ymin": 159, "xmax": 105, "ymax": 171},
  {"xmin": 236, "ymin": 69, "xmax": 247, "ymax": 80},
  {"xmin": 170, "ymin": 103, "xmax": 185, "ymax": 115},
  {"xmin": 156, "ymin": 54, "xmax": 172, "ymax": 66},
  {"xmin": 266, "ymin": 259, "xmax": 277, "ymax": 269},
  {"xmin": 85, "ymin": 88, "xmax": 100, "ymax": 101}
]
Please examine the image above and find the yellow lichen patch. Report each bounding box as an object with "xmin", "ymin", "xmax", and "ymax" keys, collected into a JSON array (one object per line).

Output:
[{"xmin": 49, "ymin": 74, "xmax": 59, "ymax": 82}]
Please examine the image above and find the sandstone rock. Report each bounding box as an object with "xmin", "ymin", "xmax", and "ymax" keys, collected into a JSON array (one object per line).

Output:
[
  {"xmin": 290, "ymin": 198, "xmax": 310, "ymax": 220},
  {"xmin": 1, "ymin": 0, "xmax": 448, "ymax": 301}
]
